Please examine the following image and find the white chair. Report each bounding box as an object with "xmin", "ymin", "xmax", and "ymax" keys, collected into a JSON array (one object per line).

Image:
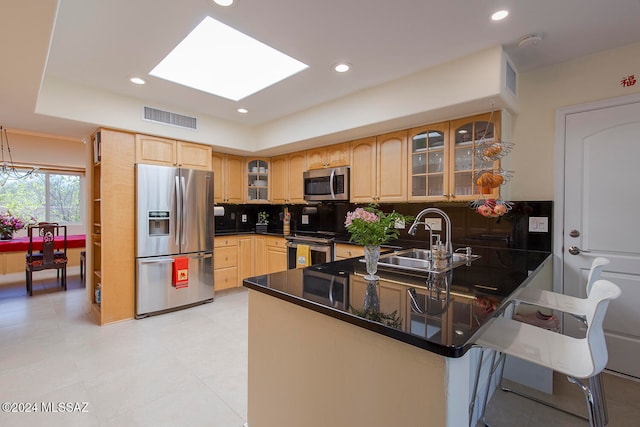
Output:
[
  {"xmin": 513, "ymin": 257, "xmax": 609, "ymax": 318},
  {"xmin": 509, "ymin": 257, "xmax": 610, "ymax": 421},
  {"xmin": 475, "ymin": 279, "xmax": 621, "ymax": 427}
]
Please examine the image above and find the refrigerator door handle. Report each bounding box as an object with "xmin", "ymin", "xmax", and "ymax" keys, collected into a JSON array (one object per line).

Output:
[
  {"xmin": 181, "ymin": 175, "xmax": 187, "ymax": 247},
  {"xmin": 175, "ymin": 176, "xmax": 181, "ymax": 247},
  {"xmin": 188, "ymin": 253, "xmax": 213, "ymax": 260},
  {"xmin": 139, "ymin": 257, "xmax": 175, "ymax": 265}
]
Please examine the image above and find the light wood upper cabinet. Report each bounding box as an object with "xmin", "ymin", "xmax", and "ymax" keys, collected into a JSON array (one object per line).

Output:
[
  {"xmin": 136, "ymin": 135, "xmax": 176, "ymax": 165},
  {"xmin": 350, "ymin": 131, "xmax": 407, "ymax": 203},
  {"xmin": 408, "ymin": 121, "xmax": 450, "ymax": 202},
  {"xmin": 306, "ymin": 142, "xmax": 350, "ymax": 170},
  {"xmin": 246, "ymin": 158, "xmax": 270, "ymax": 203},
  {"xmin": 270, "ymin": 155, "xmax": 288, "ymax": 204},
  {"xmin": 377, "ymin": 131, "xmax": 407, "ymax": 202},
  {"xmin": 448, "ymin": 112, "xmax": 501, "ymax": 201},
  {"xmin": 178, "ymin": 141, "xmax": 212, "ymax": 170},
  {"xmin": 212, "ymin": 152, "xmax": 244, "ymax": 203},
  {"xmin": 135, "ymin": 134, "xmax": 212, "ymax": 170},
  {"xmin": 271, "ymin": 152, "xmax": 307, "ymax": 204},
  {"xmin": 350, "ymin": 137, "xmax": 377, "ymax": 203},
  {"xmin": 287, "ymin": 152, "xmax": 307, "ymax": 203}
]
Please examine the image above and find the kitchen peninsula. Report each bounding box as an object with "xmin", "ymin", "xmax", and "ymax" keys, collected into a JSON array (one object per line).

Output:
[{"xmin": 243, "ymin": 246, "xmax": 551, "ymax": 427}]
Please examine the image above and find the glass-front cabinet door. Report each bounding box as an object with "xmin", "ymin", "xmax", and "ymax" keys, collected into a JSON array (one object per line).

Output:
[
  {"xmin": 449, "ymin": 112, "xmax": 501, "ymax": 200},
  {"xmin": 247, "ymin": 158, "xmax": 269, "ymax": 202},
  {"xmin": 408, "ymin": 122, "xmax": 449, "ymax": 201}
]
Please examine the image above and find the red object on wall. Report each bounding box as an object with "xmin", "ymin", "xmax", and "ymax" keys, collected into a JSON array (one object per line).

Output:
[
  {"xmin": 173, "ymin": 257, "xmax": 189, "ymax": 288},
  {"xmin": 620, "ymin": 74, "xmax": 636, "ymax": 87}
]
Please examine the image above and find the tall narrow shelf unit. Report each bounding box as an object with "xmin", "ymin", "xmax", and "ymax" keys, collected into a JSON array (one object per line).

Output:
[{"xmin": 90, "ymin": 129, "xmax": 136, "ymax": 325}]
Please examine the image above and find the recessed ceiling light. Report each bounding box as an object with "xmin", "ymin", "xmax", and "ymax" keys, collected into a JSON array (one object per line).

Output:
[
  {"xmin": 491, "ymin": 10, "xmax": 509, "ymax": 21},
  {"xmin": 237, "ymin": 108, "xmax": 248, "ymax": 114},
  {"xmin": 130, "ymin": 77, "xmax": 146, "ymax": 85},
  {"xmin": 333, "ymin": 63, "xmax": 351, "ymax": 73},
  {"xmin": 150, "ymin": 16, "xmax": 308, "ymax": 101},
  {"xmin": 213, "ymin": 0, "xmax": 234, "ymax": 6}
]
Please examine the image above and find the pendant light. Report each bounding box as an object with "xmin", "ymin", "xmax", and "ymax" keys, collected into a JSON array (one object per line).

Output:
[{"xmin": 0, "ymin": 126, "xmax": 39, "ymax": 186}]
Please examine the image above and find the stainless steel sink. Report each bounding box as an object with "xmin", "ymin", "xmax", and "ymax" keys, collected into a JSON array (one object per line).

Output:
[{"xmin": 373, "ymin": 248, "xmax": 480, "ymax": 274}]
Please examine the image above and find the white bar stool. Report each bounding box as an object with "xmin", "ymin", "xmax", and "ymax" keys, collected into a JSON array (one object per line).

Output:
[
  {"xmin": 509, "ymin": 257, "xmax": 610, "ymax": 422},
  {"xmin": 474, "ymin": 279, "xmax": 621, "ymax": 427}
]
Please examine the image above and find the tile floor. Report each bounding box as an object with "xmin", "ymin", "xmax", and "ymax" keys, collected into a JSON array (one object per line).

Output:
[
  {"xmin": 1, "ymin": 275, "xmax": 639, "ymax": 427},
  {"xmin": 0, "ymin": 275, "xmax": 248, "ymax": 427}
]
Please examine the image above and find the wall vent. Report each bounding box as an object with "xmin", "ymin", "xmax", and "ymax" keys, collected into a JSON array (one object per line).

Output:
[{"xmin": 143, "ymin": 106, "xmax": 198, "ymax": 130}]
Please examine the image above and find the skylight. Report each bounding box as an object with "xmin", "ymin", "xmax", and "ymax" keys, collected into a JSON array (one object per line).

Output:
[{"xmin": 149, "ymin": 16, "xmax": 308, "ymax": 101}]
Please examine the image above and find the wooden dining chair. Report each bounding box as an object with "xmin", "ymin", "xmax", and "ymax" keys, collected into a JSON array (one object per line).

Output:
[{"xmin": 25, "ymin": 222, "xmax": 68, "ymax": 296}]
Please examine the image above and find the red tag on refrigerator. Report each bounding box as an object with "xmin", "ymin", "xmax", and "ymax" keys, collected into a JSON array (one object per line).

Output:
[{"xmin": 173, "ymin": 257, "xmax": 189, "ymax": 288}]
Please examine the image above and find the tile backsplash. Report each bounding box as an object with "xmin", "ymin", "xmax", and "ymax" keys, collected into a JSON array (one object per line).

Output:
[{"xmin": 215, "ymin": 201, "xmax": 552, "ymax": 252}]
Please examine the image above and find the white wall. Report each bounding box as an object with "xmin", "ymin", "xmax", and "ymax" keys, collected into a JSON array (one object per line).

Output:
[
  {"xmin": 255, "ymin": 46, "xmax": 516, "ymax": 154},
  {"xmin": 510, "ymin": 41, "xmax": 640, "ymax": 200}
]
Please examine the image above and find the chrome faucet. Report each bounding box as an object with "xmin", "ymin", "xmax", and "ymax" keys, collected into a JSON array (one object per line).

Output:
[{"xmin": 408, "ymin": 208, "xmax": 453, "ymax": 259}]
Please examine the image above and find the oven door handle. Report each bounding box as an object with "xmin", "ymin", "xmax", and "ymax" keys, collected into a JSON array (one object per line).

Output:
[
  {"xmin": 328, "ymin": 277, "xmax": 336, "ymax": 307},
  {"xmin": 286, "ymin": 242, "xmax": 332, "ymax": 252},
  {"xmin": 329, "ymin": 168, "xmax": 336, "ymax": 200}
]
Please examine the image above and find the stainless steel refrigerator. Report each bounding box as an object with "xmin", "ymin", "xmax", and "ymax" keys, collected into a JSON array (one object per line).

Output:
[{"xmin": 135, "ymin": 164, "xmax": 214, "ymax": 318}]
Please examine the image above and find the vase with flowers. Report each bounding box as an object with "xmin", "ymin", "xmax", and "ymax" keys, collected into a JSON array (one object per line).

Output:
[
  {"xmin": 344, "ymin": 205, "xmax": 412, "ymax": 280},
  {"xmin": 0, "ymin": 211, "xmax": 27, "ymax": 240}
]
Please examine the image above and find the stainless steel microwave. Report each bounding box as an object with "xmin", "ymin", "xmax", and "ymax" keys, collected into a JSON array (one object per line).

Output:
[{"xmin": 303, "ymin": 166, "xmax": 349, "ymax": 202}]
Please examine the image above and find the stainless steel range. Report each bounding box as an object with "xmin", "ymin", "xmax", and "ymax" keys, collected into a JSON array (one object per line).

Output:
[{"xmin": 285, "ymin": 231, "xmax": 336, "ymax": 269}]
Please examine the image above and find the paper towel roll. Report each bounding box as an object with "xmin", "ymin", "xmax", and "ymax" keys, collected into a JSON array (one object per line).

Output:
[{"xmin": 213, "ymin": 206, "xmax": 225, "ymax": 217}]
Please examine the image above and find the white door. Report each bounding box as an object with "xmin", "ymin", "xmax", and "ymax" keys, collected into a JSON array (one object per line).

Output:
[{"xmin": 562, "ymin": 98, "xmax": 640, "ymax": 379}]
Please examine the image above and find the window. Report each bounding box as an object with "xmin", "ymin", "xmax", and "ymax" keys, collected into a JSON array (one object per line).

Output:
[{"xmin": 0, "ymin": 171, "xmax": 82, "ymax": 224}]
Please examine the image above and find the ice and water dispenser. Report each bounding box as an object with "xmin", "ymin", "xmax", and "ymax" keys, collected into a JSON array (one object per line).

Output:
[{"xmin": 148, "ymin": 210, "xmax": 170, "ymax": 236}]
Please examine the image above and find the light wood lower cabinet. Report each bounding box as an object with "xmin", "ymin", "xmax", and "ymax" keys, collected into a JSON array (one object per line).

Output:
[
  {"xmin": 254, "ymin": 235, "xmax": 268, "ymax": 276},
  {"xmin": 238, "ymin": 235, "xmax": 255, "ymax": 285},
  {"xmin": 215, "ymin": 234, "xmax": 288, "ymax": 289},
  {"xmin": 214, "ymin": 236, "xmax": 238, "ymax": 291},
  {"xmin": 334, "ymin": 243, "xmax": 365, "ymax": 260},
  {"xmin": 266, "ymin": 236, "xmax": 287, "ymax": 274}
]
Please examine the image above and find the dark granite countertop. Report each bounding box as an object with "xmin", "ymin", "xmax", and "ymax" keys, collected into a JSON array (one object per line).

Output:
[{"xmin": 243, "ymin": 246, "xmax": 551, "ymax": 358}]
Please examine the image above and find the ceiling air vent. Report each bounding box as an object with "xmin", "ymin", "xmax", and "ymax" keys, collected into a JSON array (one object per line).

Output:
[{"xmin": 143, "ymin": 106, "xmax": 198, "ymax": 130}]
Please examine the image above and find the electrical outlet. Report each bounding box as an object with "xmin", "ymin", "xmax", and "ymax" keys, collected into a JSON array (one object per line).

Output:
[
  {"xmin": 302, "ymin": 215, "xmax": 309, "ymax": 225},
  {"xmin": 394, "ymin": 218, "xmax": 406, "ymax": 229},
  {"xmin": 424, "ymin": 218, "xmax": 442, "ymax": 231},
  {"xmin": 528, "ymin": 217, "xmax": 549, "ymax": 233},
  {"xmin": 241, "ymin": 214, "xmax": 247, "ymax": 223}
]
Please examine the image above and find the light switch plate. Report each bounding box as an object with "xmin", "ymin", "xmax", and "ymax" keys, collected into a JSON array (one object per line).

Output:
[
  {"xmin": 302, "ymin": 215, "xmax": 309, "ymax": 225},
  {"xmin": 424, "ymin": 218, "xmax": 442, "ymax": 231},
  {"xmin": 528, "ymin": 217, "xmax": 549, "ymax": 233}
]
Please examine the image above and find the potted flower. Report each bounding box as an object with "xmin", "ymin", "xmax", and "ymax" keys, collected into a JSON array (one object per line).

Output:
[
  {"xmin": 256, "ymin": 211, "xmax": 269, "ymax": 233},
  {"xmin": 0, "ymin": 211, "xmax": 27, "ymax": 240},
  {"xmin": 344, "ymin": 205, "xmax": 412, "ymax": 280}
]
